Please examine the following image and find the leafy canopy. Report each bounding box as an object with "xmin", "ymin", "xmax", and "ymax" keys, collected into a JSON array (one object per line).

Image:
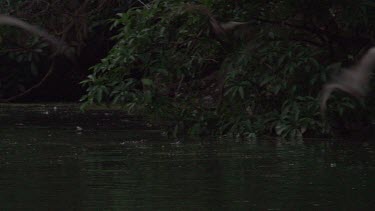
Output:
[{"xmin": 81, "ymin": 0, "xmax": 375, "ymax": 138}]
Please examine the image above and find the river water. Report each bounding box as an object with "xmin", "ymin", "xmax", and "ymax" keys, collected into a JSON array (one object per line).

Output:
[{"xmin": 0, "ymin": 104, "xmax": 375, "ymax": 210}]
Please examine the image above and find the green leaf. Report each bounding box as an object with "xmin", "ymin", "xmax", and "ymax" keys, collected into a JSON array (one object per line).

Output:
[
  {"xmin": 238, "ymin": 87, "xmax": 245, "ymax": 99},
  {"xmin": 141, "ymin": 78, "xmax": 153, "ymax": 86},
  {"xmin": 96, "ymin": 88, "xmax": 103, "ymax": 103},
  {"xmin": 275, "ymin": 123, "xmax": 289, "ymax": 136}
]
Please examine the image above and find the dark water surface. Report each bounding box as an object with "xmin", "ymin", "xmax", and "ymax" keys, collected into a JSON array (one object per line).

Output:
[{"xmin": 1, "ymin": 104, "xmax": 375, "ymax": 210}]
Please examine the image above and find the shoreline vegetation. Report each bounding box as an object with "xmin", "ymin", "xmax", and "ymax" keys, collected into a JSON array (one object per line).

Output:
[{"xmin": 2, "ymin": 1, "xmax": 375, "ymax": 139}]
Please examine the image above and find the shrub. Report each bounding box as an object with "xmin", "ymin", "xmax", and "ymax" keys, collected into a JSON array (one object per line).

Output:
[{"xmin": 81, "ymin": 0, "xmax": 375, "ymax": 138}]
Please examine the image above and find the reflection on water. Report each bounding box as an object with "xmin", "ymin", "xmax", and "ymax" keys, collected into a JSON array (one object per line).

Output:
[{"xmin": 0, "ymin": 104, "xmax": 375, "ymax": 210}]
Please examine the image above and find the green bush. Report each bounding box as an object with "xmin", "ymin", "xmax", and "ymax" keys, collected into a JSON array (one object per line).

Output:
[{"xmin": 81, "ymin": 0, "xmax": 375, "ymax": 138}]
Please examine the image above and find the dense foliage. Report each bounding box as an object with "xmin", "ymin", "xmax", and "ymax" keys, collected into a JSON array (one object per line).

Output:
[
  {"xmin": 80, "ymin": 0, "xmax": 375, "ymax": 138},
  {"xmin": 3, "ymin": 0, "xmax": 375, "ymax": 138}
]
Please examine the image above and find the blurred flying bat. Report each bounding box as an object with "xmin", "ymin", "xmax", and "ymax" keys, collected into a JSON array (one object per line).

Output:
[
  {"xmin": 185, "ymin": 4, "xmax": 249, "ymax": 36},
  {"xmin": 320, "ymin": 47, "xmax": 375, "ymax": 113},
  {"xmin": 0, "ymin": 14, "xmax": 68, "ymax": 54}
]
